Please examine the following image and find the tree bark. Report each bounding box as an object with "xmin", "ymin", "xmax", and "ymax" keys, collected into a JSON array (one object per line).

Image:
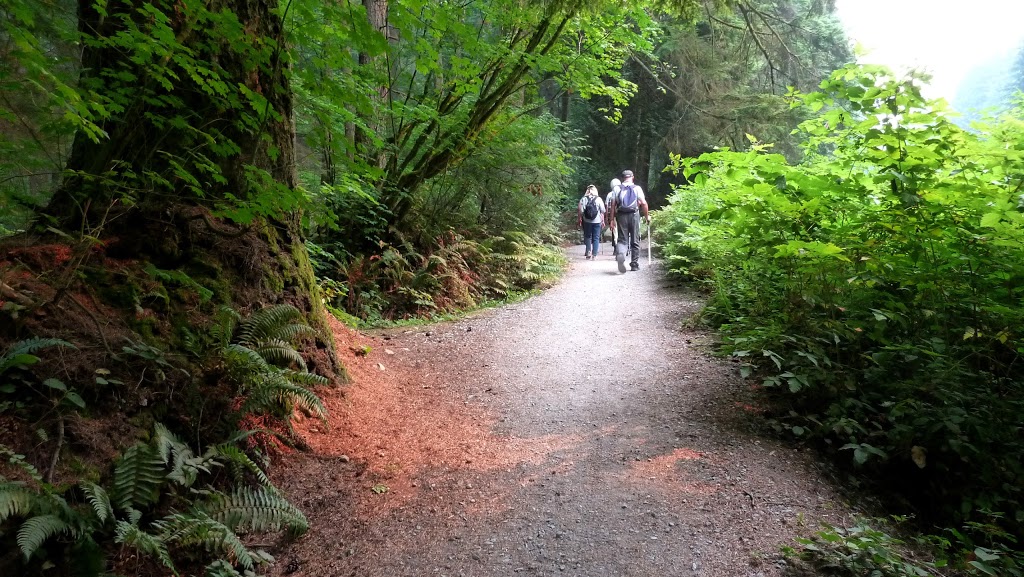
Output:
[{"xmin": 44, "ymin": 0, "xmax": 340, "ymax": 376}]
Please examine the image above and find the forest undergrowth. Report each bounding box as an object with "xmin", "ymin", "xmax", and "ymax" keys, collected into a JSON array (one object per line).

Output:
[
  {"xmin": 0, "ymin": 223, "xmax": 567, "ymax": 576},
  {"xmin": 657, "ymin": 64, "xmax": 1024, "ymax": 576}
]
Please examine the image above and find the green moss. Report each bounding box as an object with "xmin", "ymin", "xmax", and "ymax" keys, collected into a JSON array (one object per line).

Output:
[
  {"xmin": 65, "ymin": 456, "xmax": 101, "ymax": 484},
  {"xmin": 86, "ymin": 267, "xmax": 140, "ymax": 310},
  {"xmin": 260, "ymin": 221, "xmax": 280, "ymax": 252},
  {"xmin": 262, "ymin": 263, "xmax": 285, "ymax": 294},
  {"xmin": 289, "ymin": 235, "xmax": 348, "ymax": 383},
  {"xmin": 187, "ymin": 257, "xmax": 233, "ymax": 305},
  {"xmin": 128, "ymin": 412, "xmax": 156, "ymax": 437}
]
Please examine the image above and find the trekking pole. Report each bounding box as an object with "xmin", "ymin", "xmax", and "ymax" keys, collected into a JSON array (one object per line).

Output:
[{"xmin": 647, "ymin": 214, "xmax": 652, "ymax": 265}]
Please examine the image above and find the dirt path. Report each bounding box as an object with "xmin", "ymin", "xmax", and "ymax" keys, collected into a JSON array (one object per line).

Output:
[{"xmin": 269, "ymin": 247, "xmax": 854, "ymax": 577}]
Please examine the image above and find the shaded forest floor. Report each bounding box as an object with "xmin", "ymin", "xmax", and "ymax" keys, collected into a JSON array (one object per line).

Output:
[{"xmin": 268, "ymin": 245, "xmax": 861, "ymax": 577}]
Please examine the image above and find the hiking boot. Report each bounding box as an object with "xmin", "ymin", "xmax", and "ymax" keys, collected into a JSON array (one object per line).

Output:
[
  {"xmin": 630, "ymin": 263, "xmax": 640, "ymax": 271},
  {"xmin": 616, "ymin": 251, "xmax": 627, "ymax": 273}
]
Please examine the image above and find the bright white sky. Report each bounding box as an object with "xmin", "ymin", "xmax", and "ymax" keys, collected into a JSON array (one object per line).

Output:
[{"xmin": 835, "ymin": 0, "xmax": 1024, "ymax": 101}]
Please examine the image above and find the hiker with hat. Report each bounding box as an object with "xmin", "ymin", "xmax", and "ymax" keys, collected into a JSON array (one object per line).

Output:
[
  {"xmin": 577, "ymin": 184, "xmax": 606, "ymax": 260},
  {"xmin": 608, "ymin": 169, "xmax": 649, "ymax": 272},
  {"xmin": 605, "ymin": 178, "xmax": 621, "ymax": 255}
]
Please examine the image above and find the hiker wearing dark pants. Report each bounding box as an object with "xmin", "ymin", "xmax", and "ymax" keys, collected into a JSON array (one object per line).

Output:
[
  {"xmin": 605, "ymin": 178, "xmax": 621, "ymax": 255},
  {"xmin": 610, "ymin": 170, "xmax": 649, "ymax": 272},
  {"xmin": 577, "ymin": 184, "xmax": 605, "ymax": 260}
]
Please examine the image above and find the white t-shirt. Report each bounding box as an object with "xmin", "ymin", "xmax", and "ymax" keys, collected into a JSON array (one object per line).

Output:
[
  {"xmin": 578, "ymin": 194, "xmax": 606, "ymax": 224},
  {"xmin": 605, "ymin": 185, "xmax": 620, "ymax": 209}
]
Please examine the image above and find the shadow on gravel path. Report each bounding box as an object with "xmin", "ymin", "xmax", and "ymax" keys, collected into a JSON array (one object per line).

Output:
[{"xmin": 268, "ymin": 244, "xmax": 856, "ymax": 577}]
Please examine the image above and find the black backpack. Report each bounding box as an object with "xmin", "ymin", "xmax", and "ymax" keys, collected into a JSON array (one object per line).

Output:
[{"xmin": 583, "ymin": 196, "xmax": 598, "ymax": 220}]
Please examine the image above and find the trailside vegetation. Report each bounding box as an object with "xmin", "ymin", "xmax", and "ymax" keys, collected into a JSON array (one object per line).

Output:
[
  {"xmin": 0, "ymin": 305, "xmax": 322, "ymax": 574},
  {"xmin": 657, "ymin": 64, "xmax": 1024, "ymax": 574}
]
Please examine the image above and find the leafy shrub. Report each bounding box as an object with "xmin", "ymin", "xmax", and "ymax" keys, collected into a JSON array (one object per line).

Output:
[
  {"xmin": 785, "ymin": 517, "xmax": 940, "ymax": 577},
  {"xmin": 787, "ymin": 516, "xmax": 1024, "ymax": 577},
  {"xmin": 658, "ymin": 64, "xmax": 1024, "ymax": 536}
]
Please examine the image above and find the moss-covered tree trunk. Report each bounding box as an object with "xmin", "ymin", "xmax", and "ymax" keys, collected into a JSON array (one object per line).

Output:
[{"xmin": 44, "ymin": 0, "xmax": 340, "ymax": 376}]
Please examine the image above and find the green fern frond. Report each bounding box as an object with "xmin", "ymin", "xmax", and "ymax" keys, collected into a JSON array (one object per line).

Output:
[
  {"xmin": 0, "ymin": 444, "xmax": 44, "ymax": 483},
  {"xmin": 17, "ymin": 513, "xmax": 75, "ymax": 559},
  {"xmin": 153, "ymin": 422, "xmax": 193, "ymax": 465},
  {"xmin": 282, "ymin": 369, "xmax": 329, "ymax": 388},
  {"xmin": 223, "ymin": 343, "xmax": 272, "ymax": 374},
  {"xmin": 236, "ymin": 304, "xmax": 302, "ymax": 347},
  {"xmin": 151, "ymin": 422, "xmax": 218, "ymax": 490},
  {"xmin": 114, "ymin": 519, "xmax": 176, "ymax": 572},
  {"xmin": 200, "ymin": 487, "xmax": 308, "ymax": 536},
  {"xmin": 156, "ymin": 511, "xmax": 255, "ymax": 570},
  {"xmin": 424, "ymin": 254, "xmax": 448, "ymax": 272},
  {"xmin": 207, "ymin": 444, "xmax": 270, "ymax": 487},
  {"xmin": 80, "ymin": 482, "xmax": 114, "ymax": 524},
  {"xmin": 0, "ymin": 482, "xmax": 36, "ymax": 522},
  {"xmin": 502, "ymin": 230, "xmax": 531, "ymax": 243},
  {"xmin": 0, "ymin": 338, "xmax": 74, "ymax": 375},
  {"xmin": 211, "ymin": 306, "xmax": 243, "ymax": 348},
  {"xmin": 205, "ymin": 559, "xmax": 244, "ymax": 577},
  {"xmin": 1, "ymin": 337, "xmax": 74, "ymax": 361},
  {"xmin": 168, "ymin": 452, "xmax": 218, "ymax": 489},
  {"xmin": 112, "ymin": 443, "xmax": 166, "ymax": 512},
  {"xmin": 243, "ymin": 378, "xmax": 326, "ymax": 423},
  {"xmin": 266, "ymin": 323, "xmax": 316, "ymax": 343},
  {"xmin": 252, "ymin": 340, "xmax": 307, "ymax": 370}
]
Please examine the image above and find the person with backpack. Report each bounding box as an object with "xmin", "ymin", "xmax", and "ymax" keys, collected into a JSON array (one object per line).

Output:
[
  {"xmin": 609, "ymin": 169, "xmax": 649, "ymax": 272},
  {"xmin": 605, "ymin": 178, "xmax": 621, "ymax": 254},
  {"xmin": 577, "ymin": 184, "xmax": 605, "ymax": 260}
]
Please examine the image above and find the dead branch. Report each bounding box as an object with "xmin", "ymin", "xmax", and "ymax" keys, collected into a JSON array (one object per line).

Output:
[
  {"xmin": 44, "ymin": 417, "xmax": 64, "ymax": 484},
  {"xmin": 0, "ymin": 280, "xmax": 34, "ymax": 307}
]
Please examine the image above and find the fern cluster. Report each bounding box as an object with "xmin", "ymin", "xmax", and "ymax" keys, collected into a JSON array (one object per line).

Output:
[
  {"xmin": 320, "ymin": 229, "xmax": 565, "ymax": 323},
  {"xmin": 1, "ymin": 423, "xmax": 307, "ymax": 575},
  {"xmin": 482, "ymin": 230, "xmax": 565, "ymax": 293},
  {"xmin": 220, "ymin": 304, "xmax": 329, "ymax": 430}
]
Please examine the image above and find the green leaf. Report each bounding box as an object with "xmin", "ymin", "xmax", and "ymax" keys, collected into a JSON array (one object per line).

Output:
[
  {"xmin": 974, "ymin": 548, "xmax": 1001, "ymax": 562},
  {"xmin": 64, "ymin": 391, "xmax": 86, "ymax": 409},
  {"xmin": 969, "ymin": 560, "xmax": 997, "ymax": 575},
  {"xmin": 980, "ymin": 212, "xmax": 1002, "ymax": 228},
  {"xmin": 42, "ymin": 379, "xmax": 67, "ymax": 392}
]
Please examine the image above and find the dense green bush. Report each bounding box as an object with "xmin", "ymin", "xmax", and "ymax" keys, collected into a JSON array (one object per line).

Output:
[{"xmin": 658, "ymin": 64, "xmax": 1024, "ymax": 543}]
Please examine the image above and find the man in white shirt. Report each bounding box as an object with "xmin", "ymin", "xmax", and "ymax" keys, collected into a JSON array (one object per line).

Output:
[
  {"xmin": 608, "ymin": 170, "xmax": 649, "ymax": 272},
  {"xmin": 605, "ymin": 178, "xmax": 620, "ymax": 254}
]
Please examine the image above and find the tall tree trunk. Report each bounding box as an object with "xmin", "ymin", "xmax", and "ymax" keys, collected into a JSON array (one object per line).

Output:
[
  {"xmin": 356, "ymin": 0, "xmax": 390, "ymax": 168},
  {"xmin": 44, "ymin": 0, "xmax": 340, "ymax": 376}
]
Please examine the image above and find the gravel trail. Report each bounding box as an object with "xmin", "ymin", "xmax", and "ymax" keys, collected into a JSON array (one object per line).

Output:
[{"xmin": 270, "ymin": 246, "xmax": 854, "ymax": 577}]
